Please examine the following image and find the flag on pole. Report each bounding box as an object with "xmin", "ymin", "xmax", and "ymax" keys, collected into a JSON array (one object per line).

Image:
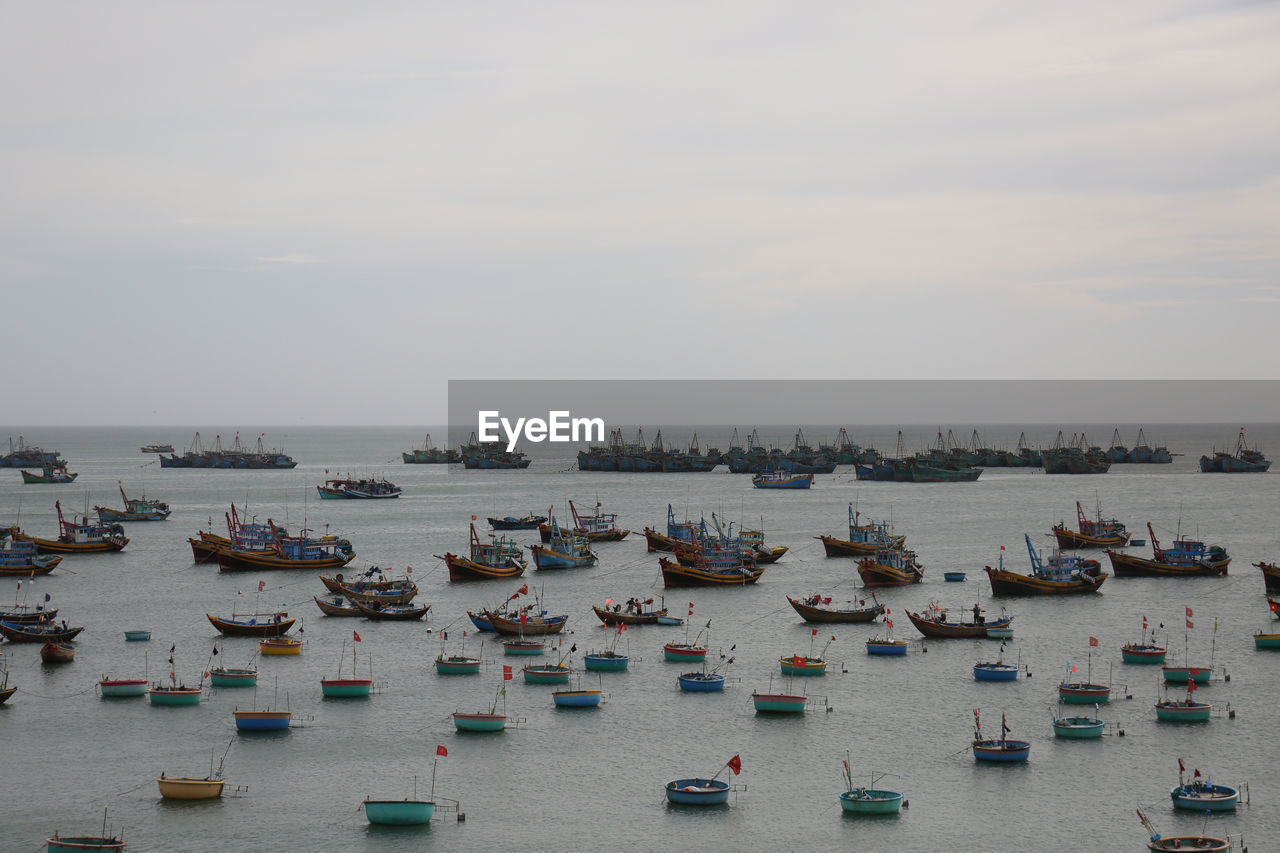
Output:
[
  {"xmin": 503, "ymin": 665, "xmax": 513, "ymax": 680},
  {"xmin": 1186, "ymin": 619, "xmax": 1193, "ymax": 629},
  {"xmin": 1089, "ymin": 636, "xmax": 1098, "ymax": 647},
  {"xmin": 726, "ymin": 755, "xmax": 742, "ymax": 775},
  {"xmin": 520, "ymin": 611, "xmax": 527, "ymax": 626},
  {"xmin": 1178, "ymin": 757, "xmax": 1185, "ymax": 772},
  {"xmin": 1143, "ymin": 615, "xmax": 1148, "ymax": 629},
  {"xmin": 437, "ymin": 745, "xmax": 448, "ymax": 757},
  {"xmin": 792, "ymin": 655, "xmax": 805, "ymax": 667},
  {"xmin": 1186, "ymin": 606, "xmax": 1193, "ymax": 617},
  {"xmin": 811, "ymin": 628, "xmax": 818, "ymax": 637},
  {"xmin": 353, "ymin": 631, "xmax": 361, "ymax": 642},
  {"xmin": 830, "ymin": 635, "xmax": 836, "ymax": 642},
  {"xmin": 258, "ymin": 580, "xmax": 265, "ymax": 592}
]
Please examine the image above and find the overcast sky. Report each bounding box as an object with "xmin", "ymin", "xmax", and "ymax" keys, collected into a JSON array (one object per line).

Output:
[{"xmin": 2, "ymin": 2, "xmax": 1277, "ymax": 425}]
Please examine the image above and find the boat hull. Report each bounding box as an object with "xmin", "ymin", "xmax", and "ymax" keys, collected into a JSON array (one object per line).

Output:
[
  {"xmin": 435, "ymin": 657, "xmax": 482, "ymax": 675},
  {"xmin": 1058, "ymin": 684, "xmax": 1111, "ymax": 703},
  {"xmin": 502, "ymin": 641, "xmax": 545, "ymax": 656},
  {"xmin": 99, "ymin": 679, "xmax": 148, "ymax": 697},
  {"xmin": 1052, "ymin": 526, "xmax": 1128, "ymax": 549},
  {"xmin": 259, "ymin": 639, "xmax": 303, "ymax": 655},
  {"xmin": 677, "ymin": 673, "xmax": 725, "ymax": 691},
  {"xmin": 10, "ymin": 532, "xmax": 127, "ymax": 554},
  {"xmin": 207, "ymin": 613, "xmax": 296, "ymax": 637},
  {"xmin": 321, "ymin": 678, "xmax": 373, "ymax": 698},
  {"xmin": 217, "ymin": 549, "xmax": 353, "ymax": 572},
  {"xmin": 752, "ymin": 692, "xmax": 807, "ymax": 713},
  {"xmin": 583, "ymin": 653, "xmax": 629, "ymax": 672},
  {"xmin": 364, "ymin": 799, "xmax": 435, "ymax": 825},
  {"xmin": 857, "ymin": 562, "xmax": 923, "ymax": 588},
  {"xmin": 838, "ymin": 789, "xmax": 904, "ymax": 814},
  {"xmin": 45, "ymin": 836, "xmax": 126, "ymax": 852},
  {"xmin": 778, "ymin": 656, "xmax": 826, "ymax": 676},
  {"xmin": 787, "ymin": 596, "xmax": 883, "ymax": 623},
  {"xmin": 208, "ymin": 669, "xmax": 257, "ymax": 688},
  {"xmin": 149, "ymin": 687, "xmax": 202, "ymax": 706},
  {"xmin": 1155, "ymin": 701, "xmax": 1212, "ymax": 722},
  {"xmin": 234, "ymin": 710, "xmax": 292, "ymax": 731},
  {"xmin": 865, "ymin": 640, "xmax": 909, "ymax": 656},
  {"xmin": 1162, "ymin": 666, "xmax": 1211, "ymax": 684},
  {"xmin": 1052, "ymin": 717, "xmax": 1105, "ymax": 738},
  {"xmin": 444, "ymin": 554, "xmax": 526, "ymax": 582},
  {"xmin": 973, "ymin": 740, "xmax": 1030, "ymax": 761},
  {"xmin": 1170, "ymin": 784, "xmax": 1238, "ymax": 811},
  {"xmin": 453, "ymin": 712, "xmax": 507, "ymax": 732},
  {"xmin": 1121, "ymin": 645, "xmax": 1166, "ymax": 664},
  {"xmin": 1147, "ymin": 837, "xmax": 1230, "ymax": 852},
  {"xmin": 659, "ymin": 558, "xmax": 765, "ymax": 587},
  {"xmin": 158, "ymin": 776, "xmax": 225, "ymax": 800},
  {"xmin": 591, "ymin": 605, "xmax": 667, "ymax": 626},
  {"xmin": 552, "ymin": 689, "xmax": 603, "ymax": 707},
  {"xmin": 663, "ymin": 644, "xmax": 706, "ymax": 663},
  {"xmin": 1106, "ymin": 550, "xmax": 1229, "ymax": 578},
  {"xmin": 906, "ymin": 610, "xmax": 1013, "ymax": 639},
  {"xmin": 984, "ymin": 565, "xmax": 1107, "ymax": 595},
  {"xmin": 665, "ymin": 778, "xmax": 730, "ymax": 805},
  {"xmin": 523, "ymin": 666, "xmax": 571, "ymax": 684},
  {"xmin": 1254, "ymin": 632, "xmax": 1280, "ymax": 649},
  {"xmin": 973, "ymin": 664, "xmax": 1018, "ymax": 680}
]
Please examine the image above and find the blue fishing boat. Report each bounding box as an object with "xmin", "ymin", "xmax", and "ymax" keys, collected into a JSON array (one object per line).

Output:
[
  {"xmin": 664, "ymin": 755, "xmax": 740, "ymax": 805},
  {"xmin": 1170, "ymin": 761, "xmax": 1239, "ymax": 811},
  {"xmin": 678, "ymin": 672, "xmax": 726, "ymax": 691},
  {"xmin": 973, "ymin": 661, "xmax": 1019, "ymax": 681},
  {"xmin": 751, "ymin": 470, "xmax": 813, "ymax": 489},
  {"xmin": 817, "ymin": 504, "xmax": 905, "ymax": 557},
  {"xmin": 316, "ymin": 475, "xmax": 401, "ymax": 499},
  {"xmin": 972, "ymin": 711, "xmax": 1030, "ymax": 762},
  {"xmin": 488, "ymin": 514, "xmax": 546, "ymax": 530},
  {"xmin": 233, "ymin": 709, "xmax": 292, "ymax": 731},
  {"xmin": 552, "ymin": 688, "xmax": 603, "ymax": 708},
  {"xmin": 1200, "ymin": 427, "xmax": 1270, "ymax": 472},
  {"xmin": 530, "ymin": 515, "xmax": 597, "ymax": 570},
  {"xmin": 94, "ymin": 483, "xmax": 171, "ymax": 521}
]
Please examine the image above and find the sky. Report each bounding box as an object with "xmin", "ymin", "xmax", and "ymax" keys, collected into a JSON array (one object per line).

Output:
[{"xmin": 2, "ymin": 1, "xmax": 1278, "ymax": 425}]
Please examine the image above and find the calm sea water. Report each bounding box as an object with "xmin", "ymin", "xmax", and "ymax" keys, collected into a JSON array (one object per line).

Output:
[{"xmin": 1, "ymin": 424, "xmax": 1277, "ymax": 852}]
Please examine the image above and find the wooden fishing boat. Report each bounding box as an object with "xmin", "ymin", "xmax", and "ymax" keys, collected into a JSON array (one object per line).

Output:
[
  {"xmin": 488, "ymin": 514, "xmax": 546, "ymax": 530},
  {"xmin": 10, "ymin": 502, "xmax": 128, "ymax": 553},
  {"xmin": 216, "ymin": 521, "xmax": 355, "ymax": 572},
  {"xmin": 99, "ymin": 677, "xmax": 148, "ymax": 697},
  {"xmin": 484, "ymin": 608, "xmax": 567, "ymax": 636},
  {"xmin": 530, "ymin": 517, "xmax": 597, "ymax": 570},
  {"xmin": 209, "ymin": 667, "xmax": 258, "ymax": 688},
  {"xmin": 552, "ymin": 688, "xmax": 603, "ymax": 707},
  {"xmin": 314, "ymin": 595, "xmax": 363, "ymax": 617},
  {"xmin": 751, "ymin": 470, "xmax": 813, "ymax": 489},
  {"xmin": 95, "ymin": 483, "xmax": 171, "ymax": 522},
  {"xmin": 644, "ymin": 504, "xmax": 702, "ymax": 552},
  {"xmin": 0, "ymin": 602, "xmax": 57, "ymax": 624},
  {"xmin": 0, "ymin": 541, "xmax": 62, "ymax": 576},
  {"xmin": 972, "ymin": 711, "xmax": 1030, "ymax": 761},
  {"xmin": 234, "ymin": 709, "xmax": 292, "ymax": 731},
  {"xmin": 817, "ymin": 505, "xmax": 905, "ymax": 557},
  {"xmin": 158, "ymin": 774, "xmax": 225, "ymax": 800},
  {"xmin": 1052, "ymin": 500, "xmax": 1129, "ymax": 549},
  {"xmin": 141, "ymin": 443, "xmax": 175, "ymax": 453},
  {"xmin": 984, "ymin": 535, "xmax": 1107, "ymax": 596},
  {"xmin": 207, "ymin": 612, "xmax": 295, "ymax": 637},
  {"xmin": 664, "ymin": 778, "xmax": 730, "ymax": 805},
  {"xmin": 1108, "ymin": 523, "xmax": 1229, "ymax": 578},
  {"xmin": 352, "ymin": 600, "xmax": 430, "ymax": 620},
  {"xmin": 1200, "ymin": 426, "xmax": 1270, "ymax": 472},
  {"xmin": 659, "ymin": 556, "xmax": 765, "ymax": 587},
  {"xmin": 540, "ymin": 500, "xmax": 629, "ymax": 542},
  {"xmin": 46, "ymin": 834, "xmax": 126, "ymax": 852},
  {"xmin": 1255, "ymin": 560, "xmax": 1280, "ymax": 594},
  {"xmin": 452, "ymin": 711, "xmax": 507, "ymax": 732},
  {"xmin": 327, "ymin": 575, "xmax": 418, "ymax": 604},
  {"xmin": 442, "ymin": 524, "xmax": 527, "ymax": 581},
  {"xmin": 20, "ymin": 463, "xmax": 78, "ymax": 484},
  {"xmin": 0, "ymin": 621, "xmax": 84, "ymax": 643},
  {"xmin": 838, "ymin": 761, "xmax": 903, "ymax": 814},
  {"xmin": 41, "ymin": 641, "xmax": 75, "ymax": 663},
  {"xmin": 259, "ymin": 638, "xmax": 303, "ymax": 655},
  {"xmin": 786, "ymin": 594, "xmax": 883, "ymax": 623},
  {"xmin": 592, "ymin": 598, "xmax": 672, "ymax": 626},
  {"xmin": 906, "ymin": 605, "xmax": 1012, "ymax": 638},
  {"xmin": 857, "ymin": 546, "xmax": 924, "ymax": 588},
  {"xmin": 319, "ymin": 475, "xmax": 401, "ymax": 499}
]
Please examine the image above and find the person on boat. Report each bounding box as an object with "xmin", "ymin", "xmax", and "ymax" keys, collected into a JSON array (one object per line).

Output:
[{"xmin": 972, "ymin": 604, "xmax": 984, "ymax": 625}]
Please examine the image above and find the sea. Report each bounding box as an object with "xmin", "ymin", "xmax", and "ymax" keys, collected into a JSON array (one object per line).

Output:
[{"xmin": 1, "ymin": 424, "xmax": 1277, "ymax": 853}]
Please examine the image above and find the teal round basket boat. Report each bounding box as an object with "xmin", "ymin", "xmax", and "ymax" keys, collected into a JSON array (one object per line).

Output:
[
  {"xmin": 320, "ymin": 677, "xmax": 372, "ymax": 698},
  {"xmin": 46, "ymin": 834, "xmax": 126, "ymax": 852},
  {"xmin": 663, "ymin": 643, "xmax": 706, "ymax": 663},
  {"xmin": 148, "ymin": 685, "xmax": 202, "ymax": 706},
  {"xmin": 751, "ymin": 691, "xmax": 806, "ymax": 714},
  {"xmin": 839, "ymin": 787, "xmax": 904, "ymax": 815},
  {"xmin": 98, "ymin": 677, "xmax": 148, "ymax": 698},
  {"xmin": 435, "ymin": 655, "xmax": 482, "ymax": 674},
  {"xmin": 452, "ymin": 711, "xmax": 507, "ymax": 732},
  {"xmin": 1051, "ymin": 714, "xmax": 1105, "ymax": 738},
  {"xmin": 123, "ymin": 630, "xmax": 150, "ymax": 642},
  {"xmin": 364, "ymin": 799, "xmax": 435, "ymax": 825},
  {"xmin": 1254, "ymin": 631, "xmax": 1280, "ymax": 650},
  {"xmin": 522, "ymin": 664, "xmax": 570, "ymax": 684},
  {"xmin": 502, "ymin": 640, "xmax": 545, "ymax": 656},
  {"xmin": 583, "ymin": 651, "xmax": 629, "ymax": 672},
  {"xmin": 208, "ymin": 667, "xmax": 257, "ymax": 688},
  {"xmin": 1170, "ymin": 778, "xmax": 1238, "ymax": 811}
]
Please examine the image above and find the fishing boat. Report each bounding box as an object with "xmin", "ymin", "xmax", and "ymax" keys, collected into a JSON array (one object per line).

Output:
[
  {"xmin": 158, "ymin": 746, "xmax": 231, "ymax": 800},
  {"xmin": 1155, "ymin": 681, "xmax": 1212, "ymax": 722},
  {"xmin": 259, "ymin": 638, "xmax": 303, "ymax": 655},
  {"xmin": 0, "ymin": 621, "xmax": 84, "ymax": 643},
  {"xmin": 1170, "ymin": 760, "xmax": 1238, "ymax": 811},
  {"xmin": 216, "ymin": 521, "xmax": 355, "ymax": 572},
  {"xmin": 943, "ymin": 572, "xmax": 966, "ymax": 582},
  {"xmin": 659, "ymin": 556, "xmax": 765, "ymax": 587},
  {"xmin": 523, "ymin": 663, "xmax": 572, "ymax": 684},
  {"xmin": 751, "ymin": 470, "xmax": 813, "ymax": 489},
  {"xmin": 539, "ymin": 500, "xmax": 629, "ymax": 542},
  {"xmin": 41, "ymin": 641, "xmax": 75, "ymax": 663},
  {"xmin": 530, "ymin": 516, "xmax": 598, "ymax": 570},
  {"xmin": 865, "ymin": 620, "xmax": 909, "ymax": 655},
  {"xmin": 857, "ymin": 546, "xmax": 924, "ymax": 588},
  {"xmin": 352, "ymin": 600, "xmax": 430, "ymax": 620},
  {"xmin": 321, "ymin": 635, "xmax": 374, "ymax": 697},
  {"xmin": 1058, "ymin": 648, "xmax": 1111, "ymax": 703},
  {"xmin": 677, "ymin": 665, "xmax": 728, "ymax": 692},
  {"xmin": 585, "ymin": 624, "xmax": 631, "ymax": 672},
  {"xmin": 817, "ymin": 505, "xmax": 905, "ymax": 557},
  {"xmin": 972, "ymin": 711, "xmax": 1030, "ymax": 761},
  {"xmin": 316, "ymin": 475, "xmax": 401, "ymax": 499},
  {"xmin": 314, "ymin": 594, "xmax": 363, "ymax": 617},
  {"xmin": 46, "ymin": 834, "xmax": 126, "ymax": 852},
  {"xmin": 984, "ymin": 537, "xmax": 1107, "ymax": 596},
  {"xmin": 664, "ymin": 612, "xmax": 710, "ymax": 662},
  {"xmin": 973, "ymin": 661, "xmax": 1019, "ymax": 680},
  {"xmin": 751, "ymin": 688, "xmax": 807, "ymax": 714},
  {"xmin": 402, "ymin": 433, "xmax": 460, "ymax": 464},
  {"xmin": 1137, "ymin": 808, "xmax": 1232, "ymax": 852},
  {"xmin": 0, "ymin": 664, "xmax": 12, "ymax": 705},
  {"xmin": 94, "ymin": 482, "xmax": 171, "ymax": 522},
  {"xmin": 0, "ymin": 588, "xmax": 56, "ymax": 624},
  {"xmin": 592, "ymin": 595, "xmax": 673, "ymax": 626},
  {"xmin": 441, "ymin": 524, "xmax": 527, "ymax": 581},
  {"xmin": 99, "ymin": 677, "xmax": 149, "ymax": 697},
  {"xmin": 1200, "ymin": 427, "xmax": 1271, "ymax": 472},
  {"xmin": 786, "ymin": 594, "xmax": 884, "ymax": 623},
  {"xmin": 1107, "ymin": 523, "xmax": 1230, "ymax": 578},
  {"xmin": 905, "ymin": 603, "xmax": 1012, "ymax": 639},
  {"xmin": 1162, "ymin": 611, "xmax": 1214, "ymax": 683},
  {"xmin": 0, "ymin": 436, "xmax": 64, "ymax": 468},
  {"xmin": 208, "ymin": 667, "xmax": 258, "ymax": 688},
  {"xmin": 488, "ymin": 514, "xmax": 546, "ymax": 530},
  {"xmin": 502, "ymin": 638, "xmax": 545, "ymax": 655},
  {"xmin": 234, "ymin": 709, "xmax": 292, "ymax": 731},
  {"xmin": 207, "ymin": 611, "xmax": 295, "ymax": 637},
  {"xmin": 435, "ymin": 637, "xmax": 483, "ymax": 674},
  {"xmin": 149, "ymin": 669, "xmax": 203, "ymax": 705},
  {"xmin": 0, "ymin": 540, "xmax": 62, "ymax": 576},
  {"xmin": 838, "ymin": 759, "xmax": 904, "ymax": 815},
  {"xmin": 664, "ymin": 757, "xmax": 740, "ymax": 806},
  {"xmin": 10, "ymin": 501, "xmax": 128, "ymax": 554},
  {"xmin": 1051, "ymin": 704, "xmax": 1105, "ymax": 739},
  {"xmin": 365, "ymin": 756, "xmax": 447, "ymax": 826},
  {"xmin": 1122, "ymin": 617, "xmax": 1167, "ymax": 664},
  {"xmin": 124, "ymin": 630, "xmax": 149, "ymax": 641},
  {"xmin": 1052, "ymin": 500, "xmax": 1129, "ymax": 549},
  {"xmin": 1254, "ymin": 629, "xmax": 1280, "ymax": 649},
  {"xmin": 1255, "ymin": 560, "xmax": 1280, "ymax": 594},
  {"xmin": 644, "ymin": 504, "xmax": 703, "ymax": 552},
  {"xmin": 453, "ymin": 683, "xmax": 510, "ymax": 732},
  {"xmin": 21, "ymin": 462, "xmax": 78, "ymax": 484},
  {"xmin": 780, "ymin": 630, "xmax": 834, "ymax": 676},
  {"xmin": 553, "ymin": 687, "xmax": 604, "ymax": 708},
  {"xmin": 160, "ymin": 431, "xmax": 297, "ymax": 468},
  {"xmin": 484, "ymin": 607, "xmax": 568, "ymax": 636}
]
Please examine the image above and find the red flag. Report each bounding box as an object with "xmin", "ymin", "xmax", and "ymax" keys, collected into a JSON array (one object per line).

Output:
[
  {"xmin": 885, "ymin": 608, "xmax": 890, "ymax": 615},
  {"xmin": 503, "ymin": 665, "xmax": 513, "ymax": 680},
  {"xmin": 520, "ymin": 612, "xmax": 527, "ymax": 626},
  {"xmin": 437, "ymin": 745, "xmax": 448, "ymax": 757},
  {"xmin": 1186, "ymin": 619, "xmax": 1193, "ymax": 629},
  {"xmin": 257, "ymin": 580, "xmax": 265, "ymax": 592},
  {"xmin": 811, "ymin": 628, "xmax": 818, "ymax": 637},
  {"xmin": 1188, "ymin": 681, "xmax": 1198, "ymax": 692},
  {"xmin": 1272, "ymin": 600, "xmax": 1279, "ymax": 614},
  {"xmin": 518, "ymin": 584, "xmax": 529, "ymax": 595},
  {"xmin": 792, "ymin": 655, "xmax": 805, "ymax": 667},
  {"xmin": 1186, "ymin": 606, "xmax": 1193, "ymax": 618},
  {"xmin": 1143, "ymin": 616, "xmax": 1148, "ymax": 629},
  {"xmin": 1189, "ymin": 668, "xmax": 1200, "ymax": 675},
  {"xmin": 1178, "ymin": 757, "xmax": 1185, "ymax": 772},
  {"xmin": 1070, "ymin": 665, "xmax": 1076, "ymax": 673},
  {"xmin": 830, "ymin": 635, "xmax": 836, "ymax": 642},
  {"xmin": 604, "ymin": 598, "xmax": 613, "ymax": 606},
  {"xmin": 471, "ymin": 514, "xmax": 476, "ymax": 521},
  {"xmin": 1194, "ymin": 768, "xmax": 1201, "ymax": 778},
  {"xmin": 353, "ymin": 631, "xmax": 362, "ymax": 642},
  {"xmin": 1089, "ymin": 636, "xmax": 1098, "ymax": 647},
  {"xmin": 726, "ymin": 755, "xmax": 742, "ymax": 775},
  {"xmin": 1000, "ymin": 545, "xmax": 1005, "ymax": 550},
  {"xmin": 886, "ymin": 619, "xmax": 893, "ymax": 629}
]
